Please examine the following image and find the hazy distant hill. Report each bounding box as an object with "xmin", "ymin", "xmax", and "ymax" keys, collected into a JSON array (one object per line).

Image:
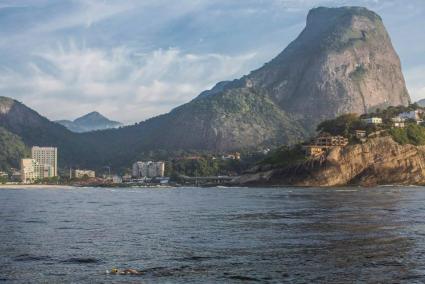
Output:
[
  {"xmin": 56, "ymin": 111, "xmax": 122, "ymax": 133},
  {"xmin": 416, "ymin": 99, "xmax": 425, "ymax": 107}
]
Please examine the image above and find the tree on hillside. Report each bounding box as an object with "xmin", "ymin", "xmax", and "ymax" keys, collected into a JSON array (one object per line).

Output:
[{"xmin": 316, "ymin": 113, "xmax": 363, "ymax": 137}]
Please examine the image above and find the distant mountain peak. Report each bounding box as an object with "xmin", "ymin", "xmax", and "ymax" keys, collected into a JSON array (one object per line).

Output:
[
  {"xmin": 75, "ymin": 111, "xmax": 108, "ymax": 123},
  {"xmin": 416, "ymin": 99, "xmax": 425, "ymax": 107},
  {"xmin": 84, "ymin": 111, "xmax": 102, "ymax": 116},
  {"xmin": 56, "ymin": 111, "xmax": 122, "ymax": 133}
]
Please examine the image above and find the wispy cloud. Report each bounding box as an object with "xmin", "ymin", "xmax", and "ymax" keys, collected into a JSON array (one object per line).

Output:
[
  {"xmin": 0, "ymin": 0, "xmax": 424, "ymax": 122},
  {"xmin": 0, "ymin": 43, "xmax": 257, "ymax": 123}
]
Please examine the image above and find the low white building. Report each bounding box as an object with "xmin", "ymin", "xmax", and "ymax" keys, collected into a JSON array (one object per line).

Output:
[
  {"xmin": 391, "ymin": 117, "xmax": 406, "ymax": 128},
  {"xmin": 71, "ymin": 169, "xmax": 95, "ymax": 179},
  {"xmin": 399, "ymin": 110, "xmax": 423, "ymax": 121},
  {"xmin": 112, "ymin": 175, "xmax": 122, "ymax": 184},
  {"xmin": 362, "ymin": 117, "xmax": 382, "ymax": 125}
]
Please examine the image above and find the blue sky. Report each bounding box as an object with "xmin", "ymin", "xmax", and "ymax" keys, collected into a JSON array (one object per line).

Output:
[{"xmin": 0, "ymin": 0, "xmax": 423, "ymax": 124}]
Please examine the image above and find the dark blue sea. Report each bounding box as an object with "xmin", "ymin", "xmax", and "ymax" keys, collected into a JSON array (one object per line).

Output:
[{"xmin": 1, "ymin": 186, "xmax": 425, "ymax": 283}]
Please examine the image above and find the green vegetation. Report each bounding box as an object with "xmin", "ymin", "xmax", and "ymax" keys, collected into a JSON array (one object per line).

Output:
[
  {"xmin": 316, "ymin": 104, "xmax": 425, "ymax": 146},
  {"xmin": 259, "ymin": 104, "xmax": 425, "ymax": 171},
  {"xmin": 0, "ymin": 175, "xmax": 8, "ymax": 184},
  {"xmin": 0, "ymin": 127, "xmax": 28, "ymax": 171},
  {"xmin": 316, "ymin": 113, "xmax": 381, "ymax": 142},
  {"xmin": 390, "ymin": 124, "xmax": 425, "ymax": 146},
  {"xmin": 260, "ymin": 144, "xmax": 307, "ymax": 168},
  {"xmin": 170, "ymin": 157, "xmax": 220, "ymax": 177},
  {"xmin": 33, "ymin": 176, "xmax": 60, "ymax": 184},
  {"xmin": 166, "ymin": 151, "xmax": 266, "ymax": 178},
  {"xmin": 316, "ymin": 113, "xmax": 363, "ymax": 138}
]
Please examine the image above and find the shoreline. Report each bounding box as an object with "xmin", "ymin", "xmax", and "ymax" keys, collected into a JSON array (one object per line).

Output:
[
  {"xmin": 0, "ymin": 183, "xmax": 423, "ymax": 190},
  {"xmin": 0, "ymin": 184, "xmax": 77, "ymax": 189}
]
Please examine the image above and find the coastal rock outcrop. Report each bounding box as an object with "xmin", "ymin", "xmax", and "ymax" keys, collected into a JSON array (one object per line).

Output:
[{"xmin": 234, "ymin": 137, "xmax": 425, "ymax": 186}]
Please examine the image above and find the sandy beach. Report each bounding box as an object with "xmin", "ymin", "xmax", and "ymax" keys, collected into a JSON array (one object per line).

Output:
[{"xmin": 0, "ymin": 184, "xmax": 77, "ymax": 190}]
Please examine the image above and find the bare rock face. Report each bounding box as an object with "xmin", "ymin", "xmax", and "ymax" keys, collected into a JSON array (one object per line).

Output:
[
  {"xmin": 246, "ymin": 7, "xmax": 410, "ymax": 131},
  {"xmin": 0, "ymin": 97, "xmax": 14, "ymax": 115},
  {"xmin": 235, "ymin": 137, "xmax": 425, "ymax": 186},
  {"xmin": 295, "ymin": 137, "xmax": 425, "ymax": 186}
]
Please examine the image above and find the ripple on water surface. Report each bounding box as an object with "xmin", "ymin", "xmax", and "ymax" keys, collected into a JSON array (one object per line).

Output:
[{"xmin": 1, "ymin": 186, "xmax": 425, "ymax": 283}]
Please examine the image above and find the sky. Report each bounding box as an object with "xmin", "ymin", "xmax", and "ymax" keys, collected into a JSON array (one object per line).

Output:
[{"xmin": 0, "ymin": 0, "xmax": 423, "ymax": 124}]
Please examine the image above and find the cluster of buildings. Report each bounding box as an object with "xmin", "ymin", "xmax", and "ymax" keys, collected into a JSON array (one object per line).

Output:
[
  {"xmin": 173, "ymin": 152, "xmax": 241, "ymax": 161},
  {"xmin": 303, "ymin": 109, "xmax": 425, "ymax": 158},
  {"xmin": 132, "ymin": 161, "xmax": 165, "ymax": 178},
  {"xmin": 19, "ymin": 148, "xmax": 166, "ymax": 184},
  {"xmin": 20, "ymin": 146, "xmax": 97, "ymax": 184},
  {"xmin": 362, "ymin": 110, "xmax": 424, "ymax": 128},
  {"xmin": 21, "ymin": 146, "xmax": 58, "ymax": 183},
  {"xmin": 70, "ymin": 169, "xmax": 95, "ymax": 179},
  {"xmin": 221, "ymin": 152, "xmax": 241, "ymax": 160},
  {"xmin": 303, "ymin": 135, "xmax": 349, "ymax": 157}
]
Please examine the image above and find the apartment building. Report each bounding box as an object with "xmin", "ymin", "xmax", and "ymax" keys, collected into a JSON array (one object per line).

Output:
[{"xmin": 132, "ymin": 161, "xmax": 165, "ymax": 178}]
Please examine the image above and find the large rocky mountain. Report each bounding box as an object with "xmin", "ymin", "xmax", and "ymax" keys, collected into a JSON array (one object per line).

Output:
[
  {"xmin": 241, "ymin": 6, "xmax": 410, "ymax": 129},
  {"xmin": 87, "ymin": 6, "xmax": 409, "ymax": 152},
  {"xmin": 0, "ymin": 6, "xmax": 412, "ymax": 170},
  {"xmin": 56, "ymin": 111, "xmax": 122, "ymax": 133}
]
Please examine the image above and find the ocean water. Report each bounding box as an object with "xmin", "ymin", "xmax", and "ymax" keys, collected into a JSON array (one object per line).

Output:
[{"xmin": 1, "ymin": 186, "xmax": 425, "ymax": 283}]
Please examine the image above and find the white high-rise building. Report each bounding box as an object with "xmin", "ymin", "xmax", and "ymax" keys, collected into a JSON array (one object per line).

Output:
[
  {"xmin": 20, "ymin": 157, "xmax": 55, "ymax": 183},
  {"xmin": 132, "ymin": 161, "xmax": 165, "ymax": 178},
  {"xmin": 21, "ymin": 159, "xmax": 39, "ymax": 183},
  {"xmin": 31, "ymin": 146, "xmax": 58, "ymax": 177}
]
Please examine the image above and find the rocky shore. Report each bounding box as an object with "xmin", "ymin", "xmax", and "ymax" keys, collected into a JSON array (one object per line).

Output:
[{"xmin": 232, "ymin": 137, "xmax": 425, "ymax": 187}]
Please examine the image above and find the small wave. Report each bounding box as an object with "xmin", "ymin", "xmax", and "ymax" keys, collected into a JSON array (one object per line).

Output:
[
  {"xmin": 228, "ymin": 275, "xmax": 261, "ymax": 281},
  {"xmin": 56, "ymin": 226, "xmax": 75, "ymax": 230},
  {"xmin": 14, "ymin": 254, "xmax": 52, "ymax": 262},
  {"xmin": 62, "ymin": 257, "xmax": 101, "ymax": 264},
  {"xmin": 175, "ymin": 256, "xmax": 221, "ymax": 262},
  {"xmin": 22, "ymin": 220, "xmax": 47, "ymax": 224}
]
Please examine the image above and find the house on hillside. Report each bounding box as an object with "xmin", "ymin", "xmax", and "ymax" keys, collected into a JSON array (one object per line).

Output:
[
  {"xmin": 399, "ymin": 110, "xmax": 422, "ymax": 120},
  {"xmin": 304, "ymin": 146, "xmax": 326, "ymax": 157},
  {"xmin": 361, "ymin": 117, "xmax": 382, "ymax": 125},
  {"xmin": 354, "ymin": 130, "xmax": 367, "ymax": 142},
  {"xmin": 398, "ymin": 110, "xmax": 423, "ymax": 124},
  {"xmin": 303, "ymin": 135, "xmax": 349, "ymax": 157},
  {"xmin": 222, "ymin": 152, "xmax": 241, "ymax": 160},
  {"xmin": 391, "ymin": 116, "xmax": 406, "ymax": 128}
]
